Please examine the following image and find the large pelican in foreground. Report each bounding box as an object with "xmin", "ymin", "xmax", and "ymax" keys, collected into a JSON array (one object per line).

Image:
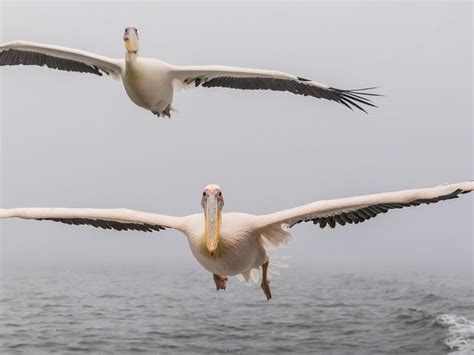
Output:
[
  {"xmin": 0, "ymin": 27, "xmax": 378, "ymax": 118},
  {"xmin": 2, "ymin": 181, "xmax": 471, "ymax": 300}
]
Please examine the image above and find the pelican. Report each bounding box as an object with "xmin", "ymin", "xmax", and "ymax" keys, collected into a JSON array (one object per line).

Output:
[
  {"xmin": 0, "ymin": 26, "xmax": 379, "ymax": 118},
  {"xmin": 1, "ymin": 182, "xmax": 472, "ymax": 300}
]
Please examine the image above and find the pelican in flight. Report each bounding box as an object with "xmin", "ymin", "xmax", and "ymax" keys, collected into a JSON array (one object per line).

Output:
[
  {"xmin": 1, "ymin": 182, "xmax": 472, "ymax": 300},
  {"xmin": 0, "ymin": 27, "xmax": 378, "ymax": 118}
]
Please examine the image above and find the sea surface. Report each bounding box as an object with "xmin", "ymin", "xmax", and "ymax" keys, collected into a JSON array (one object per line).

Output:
[{"xmin": 0, "ymin": 261, "xmax": 472, "ymax": 354}]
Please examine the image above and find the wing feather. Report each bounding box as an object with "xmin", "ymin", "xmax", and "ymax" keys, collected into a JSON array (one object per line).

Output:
[
  {"xmin": 0, "ymin": 41, "xmax": 123, "ymax": 78},
  {"xmin": 0, "ymin": 208, "xmax": 185, "ymax": 233},
  {"xmin": 171, "ymin": 65, "xmax": 379, "ymax": 112},
  {"xmin": 256, "ymin": 181, "xmax": 474, "ymax": 231}
]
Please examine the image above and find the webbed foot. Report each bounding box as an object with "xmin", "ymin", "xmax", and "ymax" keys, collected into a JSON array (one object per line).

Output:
[{"xmin": 213, "ymin": 274, "xmax": 228, "ymax": 291}]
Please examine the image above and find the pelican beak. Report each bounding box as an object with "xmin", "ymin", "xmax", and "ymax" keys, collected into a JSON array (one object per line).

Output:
[
  {"xmin": 123, "ymin": 28, "xmax": 138, "ymax": 54},
  {"xmin": 205, "ymin": 194, "xmax": 221, "ymax": 256},
  {"xmin": 123, "ymin": 33, "xmax": 132, "ymax": 51}
]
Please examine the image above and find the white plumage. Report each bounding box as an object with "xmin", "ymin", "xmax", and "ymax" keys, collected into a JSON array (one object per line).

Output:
[
  {"xmin": 0, "ymin": 27, "xmax": 378, "ymax": 118},
  {"xmin": 1, "ymin": 181, "xmax": 472, "ymax": 300}
]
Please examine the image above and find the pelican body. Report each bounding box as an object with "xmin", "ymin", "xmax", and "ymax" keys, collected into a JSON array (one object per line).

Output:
[
  {"xmin": 122, "ymin": 56, "xmax": 175, "ymax": 115},
  {"xmin": 186, "ymin": 213, "xmax": 265, "ymax": 277},
  {"xmin": 0, "ymin": 26, "xmax": 378, "ymax": 118},
  {"xmin": 1, "ymin": 182, "xmax": 472, "ymax": 300}
]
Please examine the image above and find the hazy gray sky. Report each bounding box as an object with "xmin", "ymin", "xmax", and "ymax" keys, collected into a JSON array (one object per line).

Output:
[{"xmin": 0, "ymin": 1, "xmax": 472, "ymax": 273}]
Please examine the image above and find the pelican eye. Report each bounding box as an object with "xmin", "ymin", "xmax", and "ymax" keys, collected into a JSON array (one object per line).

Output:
[
  {"xmin": 218, "ymin": 191, "xmax": 222, "ymax": 197},
  {"xmin": 203, "ymin": 192, "xmax": 206, "ymax": 197}
]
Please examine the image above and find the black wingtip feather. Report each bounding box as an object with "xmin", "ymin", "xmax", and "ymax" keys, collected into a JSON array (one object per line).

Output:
[
  {"xmin": 0, "ymin": 49, "xmax": 105, "ymax": 76},
  {"xmin": 290, "ymin": 187, "xmax": 467, "ymax": 230},
  {"xmin": 192, "ymin": 74, "xmax": 381, "ymax": 113},
  {"xmin": 38, "ymin": 217, "xmax": 168, "ymax": 233},
  {"xmin": 329, "ymin": 87, "xmax": 380, "ymax": 113}
]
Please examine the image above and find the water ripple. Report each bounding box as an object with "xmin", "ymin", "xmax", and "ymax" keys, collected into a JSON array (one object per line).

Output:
[{"xmin": 1, "ymin": 266, "xmax": 472, "ymax": 353}]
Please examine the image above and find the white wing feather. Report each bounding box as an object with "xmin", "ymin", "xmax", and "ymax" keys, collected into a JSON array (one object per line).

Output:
[
  {"xmin": 171, "ymin": 65, "xmax": 306, "ymax": 85},
  {"xmin": 0, "ymin": 207, "xmax": 186, "ymax": 232},
  {"xmin": 0, "ymin": 40, "xmax": 124, "ymax": 78},
  {"xmin": 170, "ymin": 64, "xmax": 377, "ymax": 112},
  {"xmin": 256, "ymin": 181, "xmax": 474, "ymax": 231}
]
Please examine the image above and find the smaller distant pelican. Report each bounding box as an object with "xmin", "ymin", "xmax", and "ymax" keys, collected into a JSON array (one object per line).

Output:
[
  {"xmin": 0, "ymin": 26, "xmax": 378, "ymax": 118},
  {"xmin": 3, "ymin": 181, "xmax": 470, "ymax": 300}
]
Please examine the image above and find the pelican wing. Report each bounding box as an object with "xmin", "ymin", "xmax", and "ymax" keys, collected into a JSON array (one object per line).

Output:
[
  {"xmin": 0, "ymin": 208, "xmax": 185, "ymax": 233},
  {"xmin": 257, "ymin": 181, "xmax": 473, "ymax": 231},
  {"xmin": 171, "ymin": 65, "xmax": 378, "ymax": 112},
  {"xmin": 0, "ymin": 41, "xmax": 123, "ymax": 77}
]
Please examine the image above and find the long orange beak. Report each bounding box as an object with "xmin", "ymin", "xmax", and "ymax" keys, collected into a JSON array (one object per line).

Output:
[{"xmin": 205, "ymin": 194, "xmax": 221, "ymax": 256}]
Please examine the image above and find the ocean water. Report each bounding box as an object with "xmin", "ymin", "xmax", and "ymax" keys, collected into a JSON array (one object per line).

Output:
[{"xmin": 0, "ymin": 262, "xmax": 472, "ymax": 354}]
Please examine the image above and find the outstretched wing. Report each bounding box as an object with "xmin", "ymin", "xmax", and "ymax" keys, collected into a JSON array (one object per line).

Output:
[
  {"xmin": 0, "ymin": 208, "xmax": 185, "ymax": 233},
  {"xmin": 170, "ymin": 65, "xmax": 379, "ymax": 113},
  {"xmin": 0, "ymin": 41, "xmax": 123, "ymax": 78},
  {"xmin": 256, "ymin": 181, "xmax": 473, "ymax": 233}
]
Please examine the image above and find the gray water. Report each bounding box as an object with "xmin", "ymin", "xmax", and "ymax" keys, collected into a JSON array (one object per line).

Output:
[{"xmin": 0, "ymin": 262, "xmax": 472, "ymax": 354}]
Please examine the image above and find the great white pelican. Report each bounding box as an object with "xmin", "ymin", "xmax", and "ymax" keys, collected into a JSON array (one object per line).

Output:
[
  {"xmin": 2, "ymin": 182, "xmax": 471, "ymax": 300},
  {"xmin": 0, "ymin": 26, "xmax": 379, "ymax": 118}
]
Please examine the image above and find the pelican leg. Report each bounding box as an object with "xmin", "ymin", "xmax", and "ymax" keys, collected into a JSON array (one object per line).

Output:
[
  {"xmin": 152, "ymin": 105, "xmax": 172, "ymax": 119},
  {"xmin": 261, "ymin": 260, "xmax": 272, "ymax": 300},
  {"xmin": 163, "ymin": 105, "xmax": 172, "ymax": 119},
  {"xmin": 213, "ymin": 274, "xmax": 228, "ymax": 291}
]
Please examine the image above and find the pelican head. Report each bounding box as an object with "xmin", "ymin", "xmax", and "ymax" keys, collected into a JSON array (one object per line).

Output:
[
  {"xmin": 123, "ymin": 26, "xmax": 139, "ymax": 54},
  {"xmin": 201, "ymin": 184, "xmax": 224, "ymax": 257}
]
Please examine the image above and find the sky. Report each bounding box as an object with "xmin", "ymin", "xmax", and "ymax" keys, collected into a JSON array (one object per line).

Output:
[{"xmin": 0, "ymin": 1, "xmax": 472, "ymax": 273}]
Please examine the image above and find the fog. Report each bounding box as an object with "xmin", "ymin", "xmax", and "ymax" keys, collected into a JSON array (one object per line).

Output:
[{"xmin": 1, "ymin": 1, "xmax": 472, "ymax": 273}]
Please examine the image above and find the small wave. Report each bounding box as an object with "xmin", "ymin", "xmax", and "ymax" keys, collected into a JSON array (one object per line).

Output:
[
  {"xmin": 435, "ymin": 313, "xmax": 474, "ymax": 353},
  {"xmin": 421, "ymin": 293, "xmax": 445, "ymax": 302},
  {"xmin": 321, "ymin": 302, "xmax": 354, "ymax": 308},
  {"xmin": 97, "ymin": 293, "xmax": 125, "ymax": 299},
  {"xmin": 392, "ymin": 307, "xmax": 433, "ymax": 326},
  {"xmin": 7, "ymin": 343, "xmax": 28, "ymax": 349}
]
